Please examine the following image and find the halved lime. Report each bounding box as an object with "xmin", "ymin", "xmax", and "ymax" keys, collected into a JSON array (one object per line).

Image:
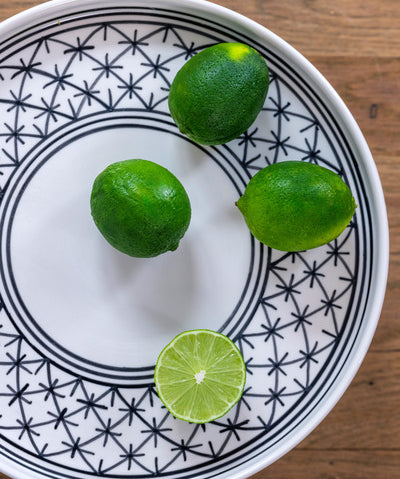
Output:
[{"xmin": 154, "ymin": 330, "xmax": 246, "ymax": 423}]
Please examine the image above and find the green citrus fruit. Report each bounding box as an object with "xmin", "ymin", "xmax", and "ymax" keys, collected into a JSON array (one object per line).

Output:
[
  {"xmin": 154, "ymin": 329, "xmax": 246, "ymax": 423},
  {"xmin": 168, "ymin": 42, "xmax": 269, "ymax": 145},
  {"xmin": 90, "ymin": 159, "xmax": 191, "ymax": 258},
  {"xmin": 236, "ymin": 161, "xmax": 357, "ymax": 252}
]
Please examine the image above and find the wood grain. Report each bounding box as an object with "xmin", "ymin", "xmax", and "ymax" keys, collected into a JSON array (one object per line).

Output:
[
  {"xmin": 0, "ymin": 1, "xmax": 398, "ymax": 479},
  {"xmin": 219, "ymin": 0, "xmax": 400, "ymax": 57},
  {"xmin": 251, "ymin": 450, "xmax": 400, "ymax": 479}
]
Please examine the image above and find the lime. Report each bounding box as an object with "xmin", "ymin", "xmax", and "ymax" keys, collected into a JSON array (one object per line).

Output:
[
  {"xmin": 236, "ymin": 161, "xmax": 357, "ymax": 252},
  {"xmin": 154, "ymin": 329, "xmax": 246, "ymax": 423},
  {"xmin": 168, "ymin": 42, "xmax": 269, "ymax": 145},
  {"xmin": 90, "ymin": 159, "xmax": 191, "ymax": 258}
]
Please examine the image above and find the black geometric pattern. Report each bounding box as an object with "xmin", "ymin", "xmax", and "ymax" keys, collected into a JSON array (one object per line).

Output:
[{"xmin": 0, "ymin": 7, "xmax": 370, "ymax": 479}]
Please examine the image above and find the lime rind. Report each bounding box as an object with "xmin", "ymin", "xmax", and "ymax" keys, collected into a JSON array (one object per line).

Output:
[{"xmin": 154, "ymin": 329, "xmax": 246, "ymax": 424}]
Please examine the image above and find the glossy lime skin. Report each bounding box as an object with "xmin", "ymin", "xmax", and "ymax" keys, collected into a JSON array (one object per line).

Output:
[
  {"xmin": 168, "ymin": 42, "xmax": 269, "ymax": 145},
  {"xmin": 90, "ymin": 159, "xmax": 191, "ymax": 258},
  {"xmin": 237, "ymin": 161, "xmax": 357, "ymax": 252}
]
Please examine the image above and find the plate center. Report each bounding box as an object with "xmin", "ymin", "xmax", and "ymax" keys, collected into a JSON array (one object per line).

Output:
[{"xmin": 5, "ymin": 119, "xmax": 251, "ymax": 376}]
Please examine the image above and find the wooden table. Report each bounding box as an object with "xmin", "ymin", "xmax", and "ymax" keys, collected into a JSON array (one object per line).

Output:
[{"xmin": 0, "ymin": 1, "xmax": 398, "ymax": 478}]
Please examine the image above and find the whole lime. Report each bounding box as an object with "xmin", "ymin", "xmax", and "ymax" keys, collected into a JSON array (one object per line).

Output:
[
  {"xmin": 236, "ymin": 161, "xmax": 357, "ymax": 252},
  {"xmin": 90, "ymin": 159, "xmax": 191, "ymax": 258},
  {"xmin": 168, "ymin": 42, "xmax": 269, "ymax": 145}
]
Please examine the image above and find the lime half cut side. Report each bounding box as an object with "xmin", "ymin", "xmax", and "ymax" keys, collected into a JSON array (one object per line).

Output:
[{"xmin": 154, "ymin": 330, "xmax": 246, "ymax": 423}]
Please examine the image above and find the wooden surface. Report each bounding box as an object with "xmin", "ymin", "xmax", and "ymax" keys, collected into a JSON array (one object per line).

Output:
[{"xmin": 0, "ymin": 1, "xmax": 399, "ymax": 478}]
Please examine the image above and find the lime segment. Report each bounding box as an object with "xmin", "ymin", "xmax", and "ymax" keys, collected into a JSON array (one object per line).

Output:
[{"xmin": 154, "ymin": 330, "xmax": 246, "ymax": 423}]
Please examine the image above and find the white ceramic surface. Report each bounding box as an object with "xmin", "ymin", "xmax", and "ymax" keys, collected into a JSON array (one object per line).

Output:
[{"xmin": 0, "ymin": 1, "xmax": 388, "ymax": 479}]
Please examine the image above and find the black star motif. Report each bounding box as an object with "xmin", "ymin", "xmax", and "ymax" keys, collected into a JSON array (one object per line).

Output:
[
  {"xmin": 238, "ymin": 127, "xmax": 259, "ymax": 148},
  {"xmin": 141, "ymin": 416, "xmax": 172, "ymax": 448},
  {"xmin": 269, "ymin": 97, "xmax": 291, "ymax": 121},
  {"xmin": 11, "ymin": 58, "xmax": 42, "ymax": 79},
  {"xmin": 2, "ymin": 351, "xmax": 32, "ymax": 375},
  {"xmin": 47, "ymin": 407, "xmax": 78, "ymax": 430},
  {"xmin": 119, "ymin": 444, "xmax": 144, "ymax": 471},
  {"xmin": 267, "ymin": 352, "xmax": 289, "ymax": 376},
  {"xmin": 218, "ymin": 418, "xmax": 249, "ymax": 441},
  {"xmin": 119, "ymin": 397, "xmax": 145, "ymax": 426},
  {"xmin": 140, "ymin": 54, "xmax": 170, "ymax": 80},
  {"xmin": 64, "ymin": 37, "xmax": 94, "ymax": 61},
  {"xmin": 260, "ymin": 317, "xmax": 284, "ymax": 343},
  {"xmin": 34, "ymin": 98, "xmax": 61, "ymax": 123},
  {"xmin": 4, "ymin": 383, "xmax": 31, "ymax": 406},
  {"xmin": 1, "ymin": 123, "xmax": 26, "ymax": 145},
  {"xmin": 171, "ymin": 439, "xmax": 202, "ymax": 461},
  {"xmin": 299, "ymin": 341, "xmax": 319, "ymax": 368},
  {"xmin": 38, "ymin": 378, "xmax": 65, "ymax": 401},
  {"xmin": 117, "ymin": 73, "xmax": 143, "ymax": 100},
  {"xmin": 173, "ymin": 39, "xmax": 198, "ymax": 60},
  {"xmin": 326, "ymin": 239, "xmax": 350, "ymax": 266},
  {"xmin": 321, "ymin": 289, "xmax": 342, "ymax": 316},
  {"xmin": 73, "ymin": 80, "xmax": 100, "ymax": 106},
  {"xmin": 95, "ymin": 418, "xmax": 122, "ymax": 447},
  {"xmin": 119, "ymin": 29, "xmax": 149, "ymax": 55},
  {"xmin": 44, "ymin": 65, "xmax": 73, "ymax": 90},
  {"xmin": 16, "ymin": 417, "xmax": 40, "ymax": 440},
  {"xmin": 276, "ymin": 273, "xmax": 301, "ymax": 302},
  {"xmin": 302, "ymin": 126, "xmax": 321, "ymax": 163},
  {"xmin": 6, "ymin": 91, "xmax": 32, "ymax": 113},
  {"xmin": 264, "ymin": 386, "xmax": 287, "ymax": 407},
  {"xmin": 92, "ymin": 53, "xmax": 123, "ymax": 78},
  {"xmin": 303, "ymin": 260, "xmax": 325, "ymax": 287},
  {"xmin": 268, "ymin": 130, "xmax": 291, "ymax": 156},
  {"xmin": 61, "ymin": 437, "xmax": 94, "ymax": 459},
  {"xmin": 291, "ymin": 305, "xmax": 312, "ymax": 332},
  {"xmin": 76, "ymin": 392, "xmax": 108, "ymax": 419}
]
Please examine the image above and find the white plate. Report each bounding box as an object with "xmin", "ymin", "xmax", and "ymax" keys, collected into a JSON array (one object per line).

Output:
[{"xmin": 0, "ymin": 1, "xmax": 389, "ymax": 478}]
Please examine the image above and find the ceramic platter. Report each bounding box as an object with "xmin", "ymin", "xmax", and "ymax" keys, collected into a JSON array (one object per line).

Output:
[{"xmin": 0, "ymin": 1, "xmax": 388, "ymax": 478}]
